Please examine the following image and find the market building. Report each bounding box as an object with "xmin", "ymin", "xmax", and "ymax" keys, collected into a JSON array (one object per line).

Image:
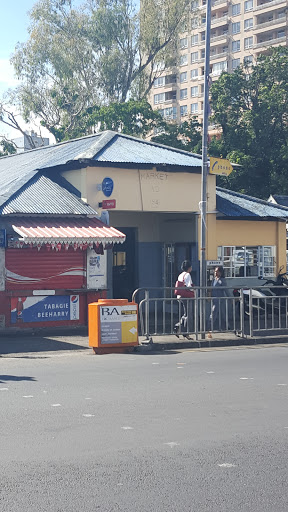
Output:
[{"xmin": 0, "ymin": 130, "xmax": 287, "ymax": 330}]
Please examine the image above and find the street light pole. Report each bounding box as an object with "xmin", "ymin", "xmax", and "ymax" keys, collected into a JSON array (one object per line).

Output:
[{"xmin": 200, "ymin": 0, "xmax": 212, "ymax": 293}]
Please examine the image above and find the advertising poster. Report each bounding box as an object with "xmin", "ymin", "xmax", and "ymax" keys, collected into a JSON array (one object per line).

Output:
[
  {"xmin": 100, "ymin": 305, "xmax": 138, "ymax": 345},
  {"xmin": 87, "ymin": 249, "xmax": 107, "ymax": 290},
  {"xmin": 11, "ymin": 295, "xmax": 79, "ymax": 324}
]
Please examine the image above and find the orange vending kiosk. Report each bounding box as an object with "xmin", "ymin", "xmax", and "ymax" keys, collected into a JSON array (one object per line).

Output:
[{"xmin": 88, "ymin": 299, "xmax": 138, "ymax": 353}]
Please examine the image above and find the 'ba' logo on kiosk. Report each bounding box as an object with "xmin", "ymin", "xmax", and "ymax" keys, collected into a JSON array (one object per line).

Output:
[{"xmin": 70, "ymin": 295, "xmax": 79, "ymax": 320}]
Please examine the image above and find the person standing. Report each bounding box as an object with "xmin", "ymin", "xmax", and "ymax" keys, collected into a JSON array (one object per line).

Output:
[
  {"xmin": 174, "ymin": 260, "xmax": 194, "ymax": 339},
  {"xmin": 208, "ymin": 266, "xmax": 230, "ymax": 337}
]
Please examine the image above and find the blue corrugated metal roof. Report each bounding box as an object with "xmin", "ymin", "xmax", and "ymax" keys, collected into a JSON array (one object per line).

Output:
[
  {"xmin": 216, "ymin": 187, "xmax": 288, "ymax": 219},
  {"xmin": 0, "ymin": 175, "xmax": 97, "ymax": 216},
  {"xmin": 0, "ymin": 131, "xmax": 202, "ymax": 207},
  {"xmin": 94, "ymin": 133, "xmax": 202, "ymax": 167},
  {"xmin": 271, "ymin": 195, "xmax": 288, "ymax": 208}
]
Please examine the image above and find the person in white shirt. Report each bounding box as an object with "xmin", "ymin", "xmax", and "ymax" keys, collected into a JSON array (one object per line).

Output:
[{"xmin": 174, "ymin": 260, "xmax": 194, "ymax": 339}]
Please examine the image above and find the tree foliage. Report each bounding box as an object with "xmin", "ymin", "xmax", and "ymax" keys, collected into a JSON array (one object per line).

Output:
[
  {"xmin": 210, "ymin": 47, "xmax": 288, "ymax": 198},
  {"xmin": 0, "ymin": 139, "xmax": 16, "ymax": 157},
  {"xmin": 151, "ymin": 117, "xmax": 202, "ymax": 153},
  {"xmin": 9, "ymin": 0, "xmax": 190, "ymax": 141},
  {"xmin": 82, "ymin": 99, "xmax": 164, "ymax": 138}
]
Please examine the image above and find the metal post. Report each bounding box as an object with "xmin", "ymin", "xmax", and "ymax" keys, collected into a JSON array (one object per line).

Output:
[{"xmin": 199, "ymin": 0, "xmax": 212, "ymax": 333}]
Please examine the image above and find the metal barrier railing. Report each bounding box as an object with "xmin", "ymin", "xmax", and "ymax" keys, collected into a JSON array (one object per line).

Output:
[{"xmin": 132, "ymin": 286, "xmax": 288, "ymax": 341}]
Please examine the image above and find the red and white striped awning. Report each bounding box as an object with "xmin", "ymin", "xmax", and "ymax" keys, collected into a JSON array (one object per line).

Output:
[{"xmin": 12, "ymin": 218, "xmax": 125, "ymax": 248}]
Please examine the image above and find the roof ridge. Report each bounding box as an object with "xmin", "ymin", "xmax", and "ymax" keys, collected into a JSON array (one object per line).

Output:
[
  {"xmin": 0, "ymin": 130, "xmax": 203, "ymax": 162},
  {"xmin": 112, "ymin": 131, "xmax": 202, "ymax": 159},
  {"xmin": 75, "ymin": 131, "xmax": 117, "ymax": 160},
  {"xmin": 0, "ymin": 132, "xmax": 103, "ymax": 161}
]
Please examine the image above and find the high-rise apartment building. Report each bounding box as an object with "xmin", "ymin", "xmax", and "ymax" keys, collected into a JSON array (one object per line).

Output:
[{"xmin": 151, "ymin": 0, "xmax": 287, "ymax": 126}]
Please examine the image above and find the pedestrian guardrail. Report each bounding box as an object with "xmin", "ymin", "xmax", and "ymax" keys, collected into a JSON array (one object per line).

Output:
[{"xmin": 132, "ymin": 286, "xmax": 288, "ymax": 342}]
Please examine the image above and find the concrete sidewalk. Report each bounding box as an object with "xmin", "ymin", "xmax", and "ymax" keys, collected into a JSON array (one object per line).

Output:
[
  {"xmin": 0, "ymin": 333, "xmax": 89, "ymax": 356},
  {"xmin": 138, "ymin": 332, "xmax": 288, "ymax": 351},
  {"xmin": 1, "ymin": 329, "xmax": 288, "ymax": 356}
]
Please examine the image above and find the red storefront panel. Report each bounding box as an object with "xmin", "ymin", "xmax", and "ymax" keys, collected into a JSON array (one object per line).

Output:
[{"xmin": 6, "ymin": 248, "xmax": 85, "ymax": 290}]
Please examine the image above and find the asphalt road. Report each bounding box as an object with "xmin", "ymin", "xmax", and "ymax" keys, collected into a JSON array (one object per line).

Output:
[{"xmin": 1, "ymin": 345, "xmax": 288, "ymax": 512}]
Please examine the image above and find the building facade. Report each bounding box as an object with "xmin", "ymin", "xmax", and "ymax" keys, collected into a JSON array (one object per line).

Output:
[
  {"xmin": 151, "ymin": 0, "xmax": 288, "ymax": 126},
  {"xmin": 1, "ymin": 131, "xmax": 287, "ymax": 332},
  {"xmin": 12, "ymin": 131, "xmax": 50, "ymax": 153}
]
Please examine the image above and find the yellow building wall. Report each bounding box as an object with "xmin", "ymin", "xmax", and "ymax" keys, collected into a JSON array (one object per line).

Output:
[
  {"xmin": 62, "ymin": 168, "xmax": 88, "ymax": 202},
  {"xmin": 62, "ymin": 166, "xmax": 216, "ymax": 213},
  {"xmin": 61, "ymin": 166, "xmax": 286, "ymax": 272},
  {"xmin": 214, "ymin": 220, "xmax": 286, "ymax": 270}
]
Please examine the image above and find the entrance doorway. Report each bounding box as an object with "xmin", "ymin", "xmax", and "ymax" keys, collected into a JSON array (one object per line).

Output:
[
  {"xmin": 113, "ymin": 228, "xmax": 137, "ymax": 299},
  {"xmin": 163, "ymin": 242, "xmax": 198, "ymax": 293}
]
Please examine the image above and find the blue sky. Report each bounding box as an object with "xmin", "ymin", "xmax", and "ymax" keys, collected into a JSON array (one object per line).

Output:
[
  {"xmin": 0, "ymin": 0, "xmax": 140, "ymax": 139},
  {"xmin": 0, "ymin": 0, "xmax": 85, "ymax": 139},
  {"xmin": 0, "ymin": 0, "xmax": 87, "ymax": 94},
  {"xmin": 0, "ymin": 0, "xmax": 37, "ymax": 93},
  {"xmin": 0, "ymin": 0, "xmax": 140, "ymax": 93}
]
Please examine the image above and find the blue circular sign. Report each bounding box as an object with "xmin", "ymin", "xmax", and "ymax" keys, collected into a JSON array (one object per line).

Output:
[{"xmin": 102, "ymin": 177, "xmax": 114, "ymax": 198}]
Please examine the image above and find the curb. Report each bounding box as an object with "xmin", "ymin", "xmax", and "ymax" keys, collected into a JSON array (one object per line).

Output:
[{"xmin": 135, "ymin": 335, "xmax": 288, "ymax": 352}]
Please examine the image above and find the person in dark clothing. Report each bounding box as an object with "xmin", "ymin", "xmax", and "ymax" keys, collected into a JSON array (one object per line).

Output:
[{"xmin": 208, "ymin": 266, "xmax": 230, "ymax": 337}]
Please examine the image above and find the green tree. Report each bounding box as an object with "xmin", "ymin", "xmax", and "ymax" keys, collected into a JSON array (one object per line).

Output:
[
  {"xmin": 0, "ymin": 139, "xmax": 16, "ymax": 157},
  {"xmin": 210, "ymin": 47, "xmax": 288, "ymax": 198},
  {"xmin": 81, "ymin": 99, "xmax": 164, "ymax": 138},
  {"xmin": 151, "ymin": 117, "xmax": 202, "ymax": 153},
  {"xmin": 9, "ymin": 0, "xmax": 191, "ymax": 141}
]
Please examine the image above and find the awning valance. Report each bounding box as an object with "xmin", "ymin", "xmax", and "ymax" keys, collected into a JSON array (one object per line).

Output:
[{"xmin": 11, "ymin": 218, "xmax": 125, "ymax": 248}]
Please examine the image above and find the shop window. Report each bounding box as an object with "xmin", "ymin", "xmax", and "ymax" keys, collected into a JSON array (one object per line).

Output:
[
  {"xmin": 113, "ymin": 251, "xmax": 126, "ymax": 267},
  {"xmin": 217, "ymin": 246, "xmax": 276, "ymax": 278}
]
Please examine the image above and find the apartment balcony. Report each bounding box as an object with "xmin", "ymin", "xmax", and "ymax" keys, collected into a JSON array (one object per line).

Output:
[
  {"xmin": 211, "ymin": 33, "xmax": 229, "ymax": 45},
  {"xmin": 254, "ymin": 17, "xmax": 287, "ymax": 32},
  {"xmin": 212, "ymin": 0, "xmax": 228, "ymax": 8},
  {"xmin": 210, "ymin": 50, "xmax": 229, "ymax": 60},
  {"xmin": 200, "ymin": 0, "xmax": 228, "ymax": 11},
  {"xmin": 164, "ymin": 98, "xmax": 177, "ymax": 104},
  {"xmin": 211, "ymin": 15, "xmax": 228, "ymax": 26},
  {"xmin": 163, "ymin": 81, "xmax": 177, "ymax": 89},
  {"xmin": 254, "ymin": 0, "xmax": 287, "ymax": 12},
  {"xmin": 199, "ymin": 33, "xmax": 228, "ymax": 47},
  {"xmin": 254, "ymin": 34, "xmax": 286, "ymax": 48}
]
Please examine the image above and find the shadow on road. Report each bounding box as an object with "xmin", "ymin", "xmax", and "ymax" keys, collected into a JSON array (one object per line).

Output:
[
  {"xmin": 0, "ymin": 336, "xmax": 88, "ymax": 355},
  {"xmin": 0, "ymin": 375, "xmax": 37, "ymax": 383}
]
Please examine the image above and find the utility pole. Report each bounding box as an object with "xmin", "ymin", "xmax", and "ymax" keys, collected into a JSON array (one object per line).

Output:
[{"xmin": 200, "ymin": 0, "xmax": 212, "ymax": 293}]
